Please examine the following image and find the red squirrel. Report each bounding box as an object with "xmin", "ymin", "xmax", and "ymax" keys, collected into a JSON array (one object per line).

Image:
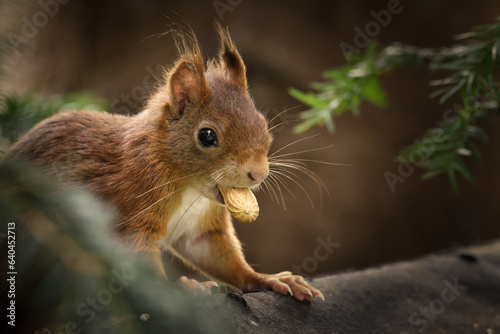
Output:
[{"xmin": 6, "ymin": 25, "xmax": 324, "ymax": 302}]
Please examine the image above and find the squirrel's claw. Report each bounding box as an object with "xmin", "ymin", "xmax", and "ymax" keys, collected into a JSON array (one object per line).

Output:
[
  {"xmin": 177, "ymin": 275, "xmax": 218, "ymax": 295},
  {"xmin": 248, "ymin": 272, "xmax": 323, "ymax": 302}
]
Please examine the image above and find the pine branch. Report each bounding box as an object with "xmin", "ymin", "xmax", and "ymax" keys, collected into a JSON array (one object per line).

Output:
[{"xmin": 290, "ymin": 18, "xmax": 500, "ymax": 192}]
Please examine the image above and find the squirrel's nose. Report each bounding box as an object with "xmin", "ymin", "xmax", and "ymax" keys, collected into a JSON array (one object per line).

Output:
[
  {"xmin": 247, "ymin": 165, "xmax": 269, "ymax": 184},
  {"xmin": 248, "ymin": 172, "xmax": 263, "ymax": 184}
]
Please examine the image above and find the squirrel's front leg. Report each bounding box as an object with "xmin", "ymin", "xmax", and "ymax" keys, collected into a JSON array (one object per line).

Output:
[
  {"xmin": 139, "ymin": 244, "xmax": 218, "ymax": 294},
  {"xmin": 168, "ymin": 215, "xmax": 324, "ymax": 302}
]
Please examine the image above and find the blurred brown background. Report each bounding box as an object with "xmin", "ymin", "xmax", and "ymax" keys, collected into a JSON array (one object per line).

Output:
[{"xmin": 2, "ymin": 0, "xmax": 500, "ymax": 277}]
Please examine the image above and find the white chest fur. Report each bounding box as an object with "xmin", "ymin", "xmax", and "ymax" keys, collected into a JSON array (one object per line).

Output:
[{"xmin": 164, "ymin": 186, "xmax": 212, "ymax": 245}]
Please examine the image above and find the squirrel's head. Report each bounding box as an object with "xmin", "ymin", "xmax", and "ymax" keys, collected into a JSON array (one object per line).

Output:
[{"xmin": 151, "ymin": 24, "xmax": 272, "ymax": 203}]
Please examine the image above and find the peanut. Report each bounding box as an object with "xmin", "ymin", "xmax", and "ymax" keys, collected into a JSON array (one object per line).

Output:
[{"xmin": 219, "ymin": 186, "xmax": 259, "ymax": 223}]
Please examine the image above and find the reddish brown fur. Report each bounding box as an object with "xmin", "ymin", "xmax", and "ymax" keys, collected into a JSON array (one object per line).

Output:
[{"xmin": 6, "ymin": 24, "xmax": 323, "ymax": 302}]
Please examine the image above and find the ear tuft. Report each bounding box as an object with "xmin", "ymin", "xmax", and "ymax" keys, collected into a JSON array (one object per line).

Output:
[
  {"xmin": 166, "ymin": 33, "xmax": 210, "ymax": 115},
  {"xmin": 215, "ymin": 22, "xmax": 247, "ymax": 90}
]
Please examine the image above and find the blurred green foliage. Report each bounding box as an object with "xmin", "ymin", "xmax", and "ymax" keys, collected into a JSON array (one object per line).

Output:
[
  {"xmin": 0, "ymin": 93, "xmax": 108, "ymax": 148},
  {"xmin": 0, "ymin": 94, "xmax": 227, "ymax": 333},
  {"xmin": 0, "ymin": 159, "xmax": 226, "ymax": 333},
  {"xmin": 290, "ymin": 19, "xmax": 500, "ymax": 192}
]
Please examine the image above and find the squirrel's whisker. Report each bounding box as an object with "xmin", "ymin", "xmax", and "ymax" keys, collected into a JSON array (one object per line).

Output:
[
  {"xmin": 272, "ymin": 158, "xmax": 350, "ymax": 167},
  {"xmin": 135, "ymin": 171, "xmax": 204, "ymax": 198},
  {"xmin": 269, "ymin": 157, "xmax": 330, "ymax": 209},
  {"xmin": 262, "ymin": 178, "xmax": 278, "ymax": 205},
  {"xmin": 270, "ymin": 165, "xmax": 305, "ymax": 184},
  {"xmin": 269, "ymin": 144, "xmax": 333, "ymax": 159},
  {"xmin": 117, "ymin": 183, "xmax": 195, "ymax": 226},
  {"xmin": 258, "ymin": 181, "xmax": 269, "ymax": 197},
  {"xmin": 261, "ymin": 178, "xmax": 279, "ymax": 205},
  {"xmin": 118, "ymin": 172, "xmax": 217, "ymax": 226},
  {"xmin": 168, "ymin": 192, "xmax": 206, "ymax": 238},
  {"xmin": 267, "ymin": 104, "xmax": 304, "ymax": 127},
  {"xmin": 268, "ymin": 170, "xmax": 297, "ymax": 201},
  {"xmin": 268, "ymin": 119, "xmax": 302, "ymax": 133},
  {"xmin": 269, "ymin": 133, "xmax": 322, "ymax": 158},
  {"xmin": 270, "ymin": 168, "xmax": 314, "ymax": 209},
  {"xmin": 270, "ymin": 159, "xmax": 327, "ymax": 191},
  {"xmin": 266, "ymin": 173, "xmax": 287, "ymax": 210}
]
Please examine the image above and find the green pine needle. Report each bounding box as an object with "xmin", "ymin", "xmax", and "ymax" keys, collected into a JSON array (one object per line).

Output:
[{"xmin": 289, "ymin": 18, "xmax": 500, "ymax": 192}]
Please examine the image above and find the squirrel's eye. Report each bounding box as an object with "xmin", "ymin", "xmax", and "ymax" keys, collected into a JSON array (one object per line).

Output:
[{"xmin": 198, "ymin": 128, "xmax": 218, "ymax": 147}]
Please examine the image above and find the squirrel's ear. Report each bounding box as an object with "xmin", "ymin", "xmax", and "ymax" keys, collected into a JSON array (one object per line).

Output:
[
  {"xmin": 167, "ymin": 60, "xmax": 209, "ymax": 114},
  {"xmin": 216, "ymin": 23, "xmax": 247, "ymax": 90}
]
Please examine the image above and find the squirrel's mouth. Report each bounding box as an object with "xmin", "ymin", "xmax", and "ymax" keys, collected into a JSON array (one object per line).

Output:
[{"xmin": 213, "ymin": 185, "xmax": 225, "ymax": 205}]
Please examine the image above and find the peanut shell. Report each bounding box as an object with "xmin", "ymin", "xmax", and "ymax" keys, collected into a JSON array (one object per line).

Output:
[{"xmin": 219, "ymin": 186, "xmax": 259, "ymax": 223}]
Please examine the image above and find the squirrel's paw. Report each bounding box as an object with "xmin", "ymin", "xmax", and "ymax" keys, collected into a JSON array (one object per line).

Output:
[
  {"xmin": 176, "ymin": 275, "xmax": 218, "ymax": 295},
  {"xmin": 248, "ymin": 271, "xmax": 324, "ymax": 302}
]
